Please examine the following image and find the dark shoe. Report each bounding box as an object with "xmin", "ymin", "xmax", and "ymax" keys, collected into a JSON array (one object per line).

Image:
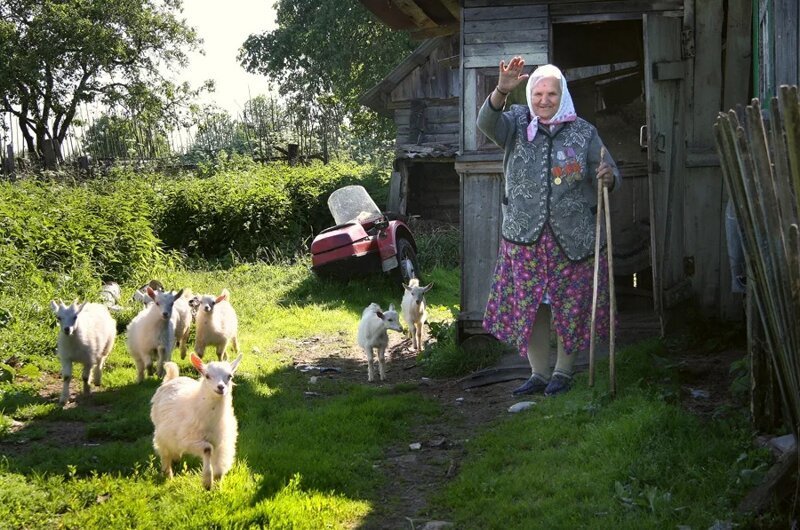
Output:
[
  {"xmin": 512, "ymin": 373, "xmax": 549, "ymax": 395},
  {"xmin": 544, "ymin": 372, "xmax": 573, "ymax": 397}
]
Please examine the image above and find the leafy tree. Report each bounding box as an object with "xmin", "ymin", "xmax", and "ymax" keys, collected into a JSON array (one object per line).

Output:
[
  {"xmin": 239, "ymin": 0, "xmax": 415, "ymax": 154},
  {"xmin": 186, "ymin": 107, "xmax": 249, "ymax": 162},
  {"xmin": 0, "ymin": 0, "xmax": 202, "ymax": 164},
  {"xmin": 83, "ymin": 114, "xmax": 170, "ymax": 160}
]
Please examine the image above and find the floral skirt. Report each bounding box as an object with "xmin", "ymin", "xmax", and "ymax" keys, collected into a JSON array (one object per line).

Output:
[{"xmin": 483, "ymin": 225, "xmax": 611, "ymax": 356}]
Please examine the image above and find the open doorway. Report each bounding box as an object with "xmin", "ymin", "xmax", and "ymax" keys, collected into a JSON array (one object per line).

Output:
[{"xmin": 552, "ymin": 20, "xmax": 656, "ymax": 325}]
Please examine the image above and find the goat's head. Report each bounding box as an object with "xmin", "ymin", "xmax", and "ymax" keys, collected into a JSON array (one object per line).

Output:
[
  {"xmin": 403, "ymin": 281, "xmax": 433, "ymax": 306},
  {"xmin": 190, "ymin": 353, "xmax": 242, "ymax": 396},
  {"xmin": 377, "ymin": 303, "xmax": 404, "ymax": 333},
  {"xmin": 50, "ymin": 299, "xmax": 88, "ymax": 336},
  {"xmin": 198, "ymin": 288, "xmax": 230, "ymax": 313},
  {"xmin": 148, "ymin": 287, "xmax": 184, "ymax": 320}
]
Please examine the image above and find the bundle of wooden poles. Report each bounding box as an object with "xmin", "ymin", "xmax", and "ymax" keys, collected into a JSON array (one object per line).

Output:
[{"xmin": 714, "ymin": 85, "xmax": 800, "ymax": 438}]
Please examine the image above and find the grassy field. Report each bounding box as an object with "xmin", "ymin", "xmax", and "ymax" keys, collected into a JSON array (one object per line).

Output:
[{"xmin": 0, "ymin": 261, "xmax": 775, "ymax": 529}]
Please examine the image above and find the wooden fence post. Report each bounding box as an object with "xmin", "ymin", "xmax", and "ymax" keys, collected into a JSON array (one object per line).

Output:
[
  {"xmin": 287, "ymin": 143, "xmax": 299, "ymax": 166},
  {"xmin": 3, "ymin": 145, "xmax": 14, "ymax": 178},
  {"xmin": 42, "ymin": 139, "xmax": 57, "ymax": 170}
]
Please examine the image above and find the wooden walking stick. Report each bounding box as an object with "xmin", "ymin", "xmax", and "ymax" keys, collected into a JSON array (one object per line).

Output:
[
  {"xmin": 589, "ymin": 146, "xmax": 618, "ymax": 396},
  {"xmin": 588, "ymin": 167, "xmax": 604, "ymax": 388},
  {"xmin": 603, "ymin": 158, "xmax": 617, "ymax": 397}
]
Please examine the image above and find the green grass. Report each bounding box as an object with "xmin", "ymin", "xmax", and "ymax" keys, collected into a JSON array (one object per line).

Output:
[
  {"xmin": 431, "ymin": 341, "xmax": 769, "ymax": 529},
  {"xmin": 0, "ymin": 262, "xmax": 771, "ymax": 528},
  {"xmin": 0, "ymin": 262, "xmax": 448, "ymax": 529}
]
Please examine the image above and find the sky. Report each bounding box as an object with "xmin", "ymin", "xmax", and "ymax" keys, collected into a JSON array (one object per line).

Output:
[{"xmin": 177, "ymin": 1, "xmax": 278, "ymax": 116}]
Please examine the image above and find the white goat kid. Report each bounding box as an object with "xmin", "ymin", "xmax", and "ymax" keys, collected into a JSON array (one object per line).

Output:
[
  {"xmin": 126, "ymin": 287, "xmax": 185, "ymax": 382},
  {"xmin": 194, "ymin": 288, "xmax": 239, "ymax": 361},
  {"xmin": 357, "ymin": 303, "xmax": 403, "ymax": 382},
  {"xmin": 49, "ymin": 300, "xmax": 117, "ymax": 404},
  {"xmin": 150, "ymin": 353, "xmax": 242, "ymax": 490},
  {"xmin": 401, "ymin": 279, "xmax": 433, "ymax": 351}
]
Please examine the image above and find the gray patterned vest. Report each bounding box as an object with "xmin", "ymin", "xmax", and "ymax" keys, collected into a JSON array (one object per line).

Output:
[{"xmin": 503, "ymin": 104, "xmax": 600, "ymax": 261}]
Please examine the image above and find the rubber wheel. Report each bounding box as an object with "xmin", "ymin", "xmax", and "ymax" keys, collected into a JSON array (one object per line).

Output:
[{"xmin": 395, "ymin": 237, "xmax": 421, "ymax": 285}]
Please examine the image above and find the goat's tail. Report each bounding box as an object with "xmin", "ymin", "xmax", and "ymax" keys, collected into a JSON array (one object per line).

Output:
[{"xmin": 162, "ymin": 362, "xmax": 180, "ymax": 383}]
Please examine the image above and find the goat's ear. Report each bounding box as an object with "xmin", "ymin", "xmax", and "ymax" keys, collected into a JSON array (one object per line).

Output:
[
  {"xmin": 146, "ymin": 286, "xmax": 156, "ymax": 300},
  {"xmin": 72, "ymin": 298, "xmax": 79, "ymax": 307},
  {"xmin": 49, "ymin": 300, "xmax": 59, "ymax": 313},
  {"xmin": 175, "ymin": 288, "xmax": 185, "ymax": 299},
  {"xmin": 376, "ymin": 311, "xmax": 385, "ymax": 320},
  {"xmin": 190, "ymin": 353, "xmax": 206, "ymax": 375},
  {"xmin": 216, "ymin": 289, "xmax": 229, "ymax": 303},
  {"xmin": 77, "ymin": 301, "xmax": 88, "ymax": 314},
  {"xmin": 423, "ymin": 282, "xmax": 433, "ymax": 292},
  {"xmin": 230, "ymin": 354, "xmax": 243, "ymax": 373},
  {"xmin": 402, "ymin": 283, "xmax": 410, "ymax": 291}
]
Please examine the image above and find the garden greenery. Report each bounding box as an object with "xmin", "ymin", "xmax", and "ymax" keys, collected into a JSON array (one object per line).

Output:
[{"xmin": 0, "ymin": 161, "xmax": 389, "ymax": 366}]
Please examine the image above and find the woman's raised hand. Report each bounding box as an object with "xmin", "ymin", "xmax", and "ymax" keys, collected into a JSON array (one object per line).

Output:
[{"xmin": 498, "ymin": 56, "xmax": 530, "ymax": 93}]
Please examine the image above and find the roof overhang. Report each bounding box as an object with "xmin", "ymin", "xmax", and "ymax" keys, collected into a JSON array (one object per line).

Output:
[{"xmin": 358, "ymin": 0, "xmax": 460, "ymax": 40}]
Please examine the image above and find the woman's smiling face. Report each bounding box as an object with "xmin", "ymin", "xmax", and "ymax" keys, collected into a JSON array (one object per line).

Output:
[{"xmin": 530, "ymin": 76, "xmax": 561, "ymax": 120}]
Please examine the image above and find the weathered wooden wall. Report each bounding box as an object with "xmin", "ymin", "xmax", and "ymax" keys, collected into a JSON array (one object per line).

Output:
[
  {"xmin": 757, "ymin": 0, "xmax": 800, "ymax": 100},
  {"xmin": 395, "ymin": 102, "xmax": 460, "ymax": 146}
]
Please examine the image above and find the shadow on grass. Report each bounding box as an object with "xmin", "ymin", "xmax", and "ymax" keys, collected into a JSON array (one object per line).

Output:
[
  {"xmin": 1, "ymin": 350, "xmax": 440, "ymax": 527},
  {"xmin": 281, "ymin": 272, "xmax": 401, "ymax": 312},
  {"xmin": 233, "ymin": 356, "xmax": 439, "ymax": 509},
  {"xmin": 0, "ymin": 374, "xmax": 166, "ymax": 476},
  {"xmin": 283, "ymin": 267, "xmax": 461, "ymax": 321}
]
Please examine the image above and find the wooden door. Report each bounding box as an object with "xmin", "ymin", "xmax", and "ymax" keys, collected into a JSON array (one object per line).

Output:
[{"xmin": 643, "ymin": 14, "xmax": 688, "ymax": 332}]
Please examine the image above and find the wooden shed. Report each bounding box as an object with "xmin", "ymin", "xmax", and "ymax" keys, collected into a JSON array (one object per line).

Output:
[
  {"xmin": 359, "ymin": 0, "xmax": 760, "ymax": 343},
  {"xmin": 360, "ymin": 35, "xmax": 462, "ymax": 223}
]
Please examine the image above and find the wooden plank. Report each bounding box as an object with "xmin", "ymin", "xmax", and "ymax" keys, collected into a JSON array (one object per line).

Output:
[
  {"xmin": 465, "ymin": 0, "xmax": 543, "ymax": 6},
  {"xmin": 464, "ymin": 29, "xmax": 547, "ymax": 45},
  {"xmin": 685, "ymin": 147, "xmax": 720, "ymax": 167},
  {"xmin": 463, "ymin": 68, "xmax": 478, "ymax": 152},
  {"xmin": 421, "ymin": 133, "xmax": 460, "ymax": 144},
  {"xmin": 653, "ymin": 60, "xmax": 686, "ymax": 80},
  {"xmin": 463, "ymin": 5, "xmax": 547, "ymax": 21},
  {"xmin": 551, "ymin": 13, "xmax": 649, "ymax": 24},
  {"xmin": 393, "ymin": 0, "xmax": 438, "ymax": 29},
  {"xmin": 409, "ymin": 24, "xmax": 459, "ymax": 39},
  {"xmin": 686, "ymin": 0, "xmax": 724, "ymax": 311},
  {"xmin": 423, "ymin": 121, "xmax": 460, "ymax": 135},
  {"xmin": 774, "ymin": 0, "xmax": 800, "ymax": 85},
  {"xmin": 644, "ymin": 14, "xmax": 684, "ymax": 329},
  {"xmin": 440, "ymin": 0, "xmax": 460, "ymax": 19},
  {"xmin": 387, "ymin": 171, "xmax": 403, "ymax": 213},
  {"xmin": 550, "ymin": 0, "xmax": 683, "ymax": 16},
  {"xmin": 723, "ymin": 0, "xmax": 753, "ymax": 110},
  {"xmin": 464, "ymin": 17, "xmax": 547, "ymax": 33},
  {"xmin": 466, "ymin": 0, "xmax": 673, "ymax": 5},
  {"xmin": 464, "ymin": 41, "xmax": 547, "ymax": 58},
  {"xmin": 465, "ymin": 52, "xmax": 548, "ymax": 69},
  {"xmin": 424, "ymin": 105, "xmax": 459, "ymax": 123},
  {"xmin": 460, "ymin": 172, "xmax": 504, "ymax": 320}
]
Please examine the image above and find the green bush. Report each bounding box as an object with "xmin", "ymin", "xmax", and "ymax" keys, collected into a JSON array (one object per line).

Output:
[
  {"xmin": 0, "ymin": 177, "xmax": 164, "ymax": 284},
  {"xmin": 0, "ymin": 161, "xmax": 390, "ymax": 363},
  {"xmin": 0, "ymin": 175, "xmax": 165, "ymax": 364},
  {"xmin": 155, "ymin": 161, "xmax": 390, "ymax": 260}
]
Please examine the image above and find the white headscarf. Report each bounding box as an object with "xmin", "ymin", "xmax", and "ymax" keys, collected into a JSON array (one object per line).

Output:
[{"xmin": 525, "ymin": 64, "xmax": 577, "ymax": 141}]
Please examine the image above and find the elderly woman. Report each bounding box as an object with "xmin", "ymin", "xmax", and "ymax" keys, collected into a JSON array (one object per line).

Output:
[{"xmin": 477, "ymin": 58, "xmax": 621, "ymax": 396}]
